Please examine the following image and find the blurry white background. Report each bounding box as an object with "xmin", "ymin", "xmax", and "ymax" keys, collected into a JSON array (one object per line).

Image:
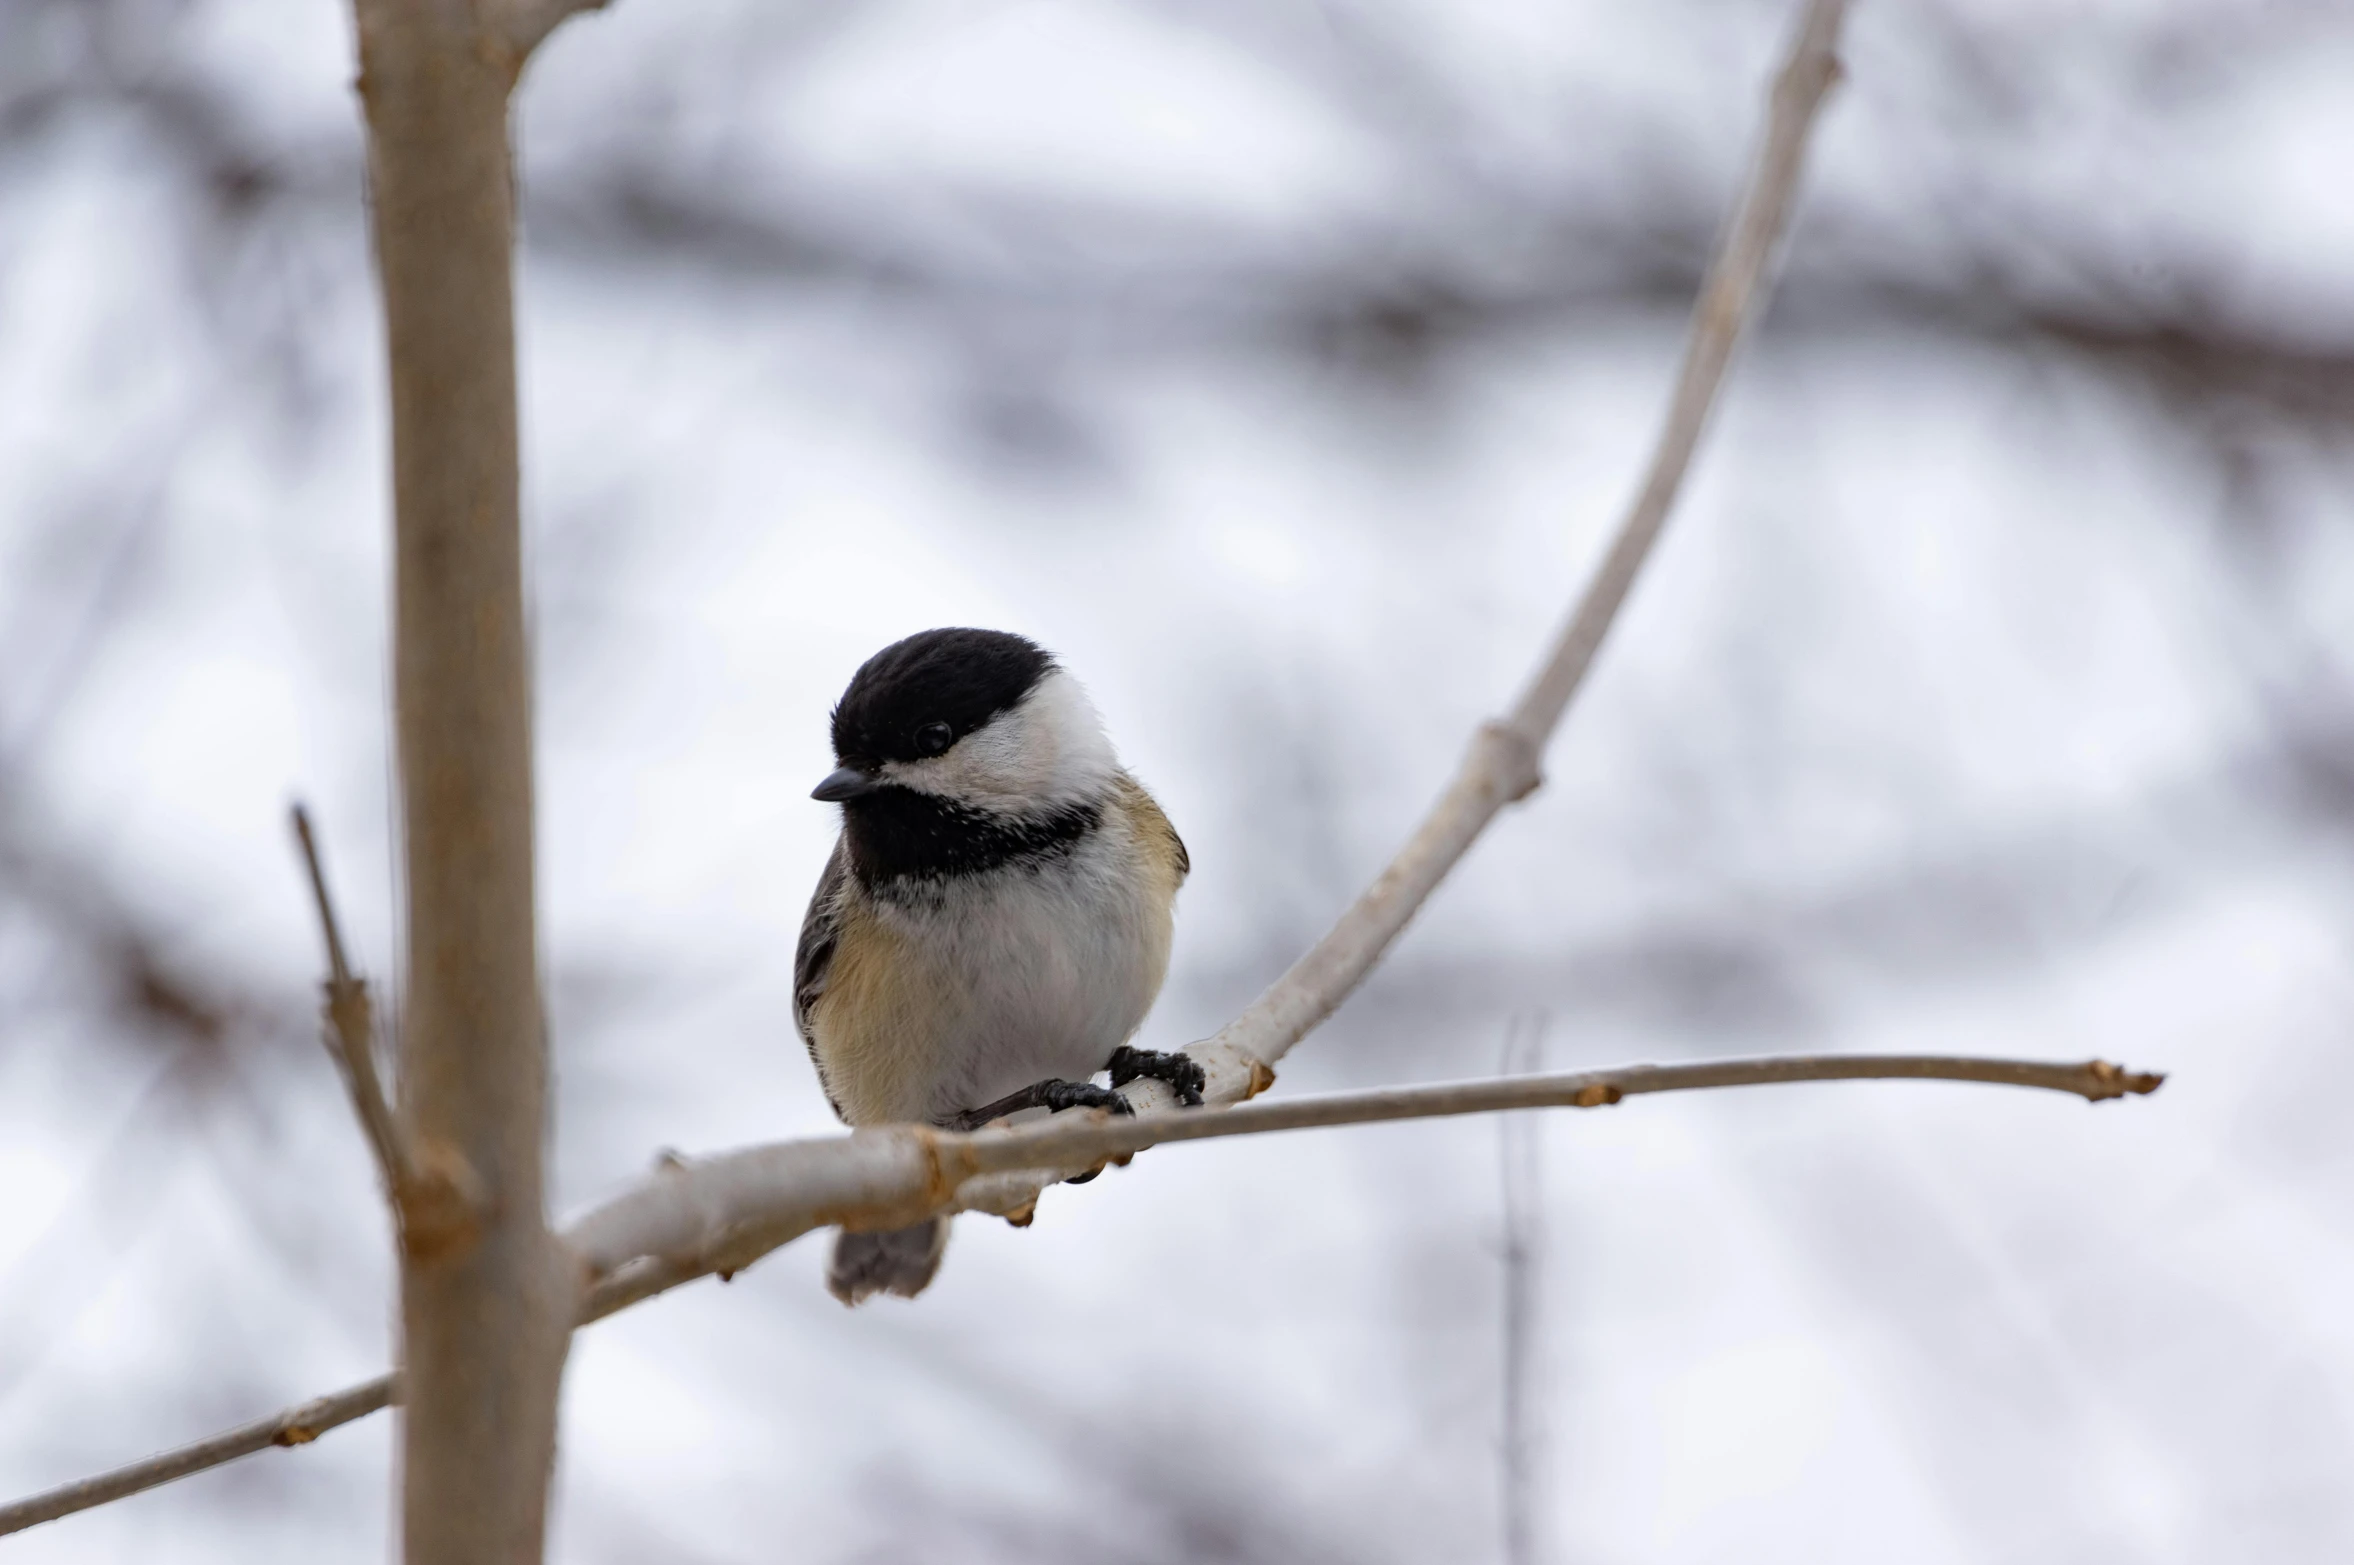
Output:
[{"xmin": 3, "ymin": 0, "xmax": 2352, "ymax": 1558}]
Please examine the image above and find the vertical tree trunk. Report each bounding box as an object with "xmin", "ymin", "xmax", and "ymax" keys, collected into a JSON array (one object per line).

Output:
[{"xmin": 352, "ymin": 3, "xmax": 569, "ymax": 1560}]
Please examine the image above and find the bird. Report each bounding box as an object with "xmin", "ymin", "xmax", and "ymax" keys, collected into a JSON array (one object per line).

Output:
[{"xmin": 794, "ymin": 627, "xmax": 1203, "ymax": 1304}]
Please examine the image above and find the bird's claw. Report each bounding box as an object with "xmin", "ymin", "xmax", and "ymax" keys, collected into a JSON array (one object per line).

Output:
[
  {"xmin": 947, "ymin": 1076, "xmax": 1133, "ymax": 1132},
  {"xmin": 1107, "ymin": 1045, "xmax": 1206, "ymax": 1107},
  {"xmin": 1040, "ymin": 1079, "xmax": 1135, "ymax": 1117}
]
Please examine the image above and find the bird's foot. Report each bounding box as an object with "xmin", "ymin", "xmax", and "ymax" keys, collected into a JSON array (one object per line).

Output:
[
  {"xmin": 1107, "ymin": 1045, "xmax": 1206, "ymax": 1107},
  {"xmin": 946, "ymin": 1077, "xmax": 1135, "ymax": 1133}
]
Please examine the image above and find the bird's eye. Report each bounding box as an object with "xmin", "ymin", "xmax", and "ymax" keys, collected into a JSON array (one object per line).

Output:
[{"xmin": 914, "ymin": 720, "xmax": 955, "ymax": 757}]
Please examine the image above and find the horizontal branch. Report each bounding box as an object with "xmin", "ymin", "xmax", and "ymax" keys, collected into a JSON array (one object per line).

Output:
[
  {"xmin": 0, "ymin": 1378, "xmax": 395, "ymax": 1535},
  {"xmin": 962, "ymin": 1053, "xmax": 2161, "ymax": 1173},
  {"xmin": 0, "ymin": 1049, "xmax": 2161, "ymax": 1536}
]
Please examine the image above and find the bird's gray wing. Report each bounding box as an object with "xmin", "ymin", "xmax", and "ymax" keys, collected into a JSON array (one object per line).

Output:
[{"xmin": 794, "ymin": 838, "xmax": 850, "ymax": 1119}]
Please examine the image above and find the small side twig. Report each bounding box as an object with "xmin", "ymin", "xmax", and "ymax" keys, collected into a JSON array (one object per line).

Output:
[{"xmin": 289, "ymin": 804, "xmax": 414, "ymax": 1205}]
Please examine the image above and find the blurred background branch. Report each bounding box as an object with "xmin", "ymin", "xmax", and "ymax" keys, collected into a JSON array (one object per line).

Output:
[{"xmin": 1499, "ymin": 1015, "xmax": 1548, "ymax": 1565}]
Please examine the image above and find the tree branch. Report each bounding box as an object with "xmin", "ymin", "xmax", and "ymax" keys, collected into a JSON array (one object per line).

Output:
[
  {"xmin": 554, "ymin": 1055, "xmax": 2162, "ymax": 1316},
  {"xmin": 289, "ymin": 803, "xmax": 415, "ymax": 1207},
  {"xmin": 350, "ymin": 0, "xmax": 572, "ymax": 1554},
  {"xmin": 0, "ymin": 1379, "xmax": 398, "ymax": 1535},
  {"xmin": 0, "ymin": 1049, "xmax": 2162, "ymax": 1537},
  {"xmin": 1185, "ymin": 0, "xmax": 1852, "ymax": 1104}
]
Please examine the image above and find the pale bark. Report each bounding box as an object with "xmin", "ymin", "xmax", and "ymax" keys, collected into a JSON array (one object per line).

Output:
[
  {"xmin": 0, "ymin": 1048, "xmax": 2166, "ymax": 1538},
  {"xmin": 351, "ymin": 0, "xmax": 575, "ymax": 1558},
  {"xmin": 1188, "ymin": 0, "xmax": 1853, "ymax": 1100},
  {"xmin": 565, "ymin": 1055, "xmax": 2161, "ymax": 1307}
]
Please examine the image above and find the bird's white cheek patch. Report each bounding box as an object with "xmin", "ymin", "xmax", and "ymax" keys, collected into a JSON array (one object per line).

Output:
[
  {"xmin": 910, "ymin": 721, "xmax": 1047, "ymax": 810},
  {"xmin": 885, "ymin": 670, "xmax": 1115, "ymax": 812}
]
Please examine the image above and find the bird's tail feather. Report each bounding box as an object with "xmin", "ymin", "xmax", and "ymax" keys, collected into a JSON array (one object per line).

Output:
[{"xmin": 827, "ymin": 1218, "xmax": 951, "ymax": 1305}]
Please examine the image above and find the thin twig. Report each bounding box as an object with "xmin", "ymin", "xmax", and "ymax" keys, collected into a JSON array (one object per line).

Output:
[
  {"xmin": 1501, "ymin": 0, "xmax": 1849, "ymax": 746},
  {"xmin": 940, "ymin": 1054, "xmax": 2160, "ymax": 1178},
  {"xmin": 0, "ymin": 1250, "xmax": 701, "ymax": 1538},
  {"xmin": 0, "ymin": 1046, "xmax": 2159, "ymax": 1536},
  {"xmin": 0, "ymin": 1377, "xmax": 396, "ymax": 1534},
  {"xmin": 1499, "ymin": 1018, "xmax": 1547, "ymax": 1565},
  {"xmin": 1186, "ymin": 0, "xmax": 1853, "ymax": 1102},
  {"xmin": 290, "ymin": 804, "xmax": 414, "ymax": 1203}
]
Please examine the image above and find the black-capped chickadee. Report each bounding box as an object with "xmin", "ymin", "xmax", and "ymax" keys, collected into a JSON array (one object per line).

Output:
[{"xmin": 795, "ymin": 628, "xmax": 1203, "ymax": 1304}]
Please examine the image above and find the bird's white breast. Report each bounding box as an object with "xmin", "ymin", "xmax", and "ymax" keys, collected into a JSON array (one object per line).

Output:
[{"xmin": 869, "ymin": 799, "xmax": 1172, "ymax": 1123}]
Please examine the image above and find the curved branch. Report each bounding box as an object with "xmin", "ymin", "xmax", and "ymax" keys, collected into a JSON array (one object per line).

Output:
[
  {"xmin": 0, "ymin": 1050, "xmax": 2161, "ymax": 1536},
  {"xmin": 1187, "ymin": 0, "xmax": 1851, "ymax": 1103}
]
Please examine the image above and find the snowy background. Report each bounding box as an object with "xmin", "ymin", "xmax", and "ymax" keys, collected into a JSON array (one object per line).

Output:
[{"xmin": 4, "ymin": 0, "xmax": 2353, "ymax": 1558}]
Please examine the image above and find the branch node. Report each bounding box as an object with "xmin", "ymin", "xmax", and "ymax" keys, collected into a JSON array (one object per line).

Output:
[
  {"xmin": 2084, "ymin": 1058, "xmax": 2166, "ymax": 1101},
  {"xmin": 1474, "ymin": 721, "xmax": 1545, "ymax": 804},
  {"xmin": 494, "ymin": 0, "xmax": 613, "ymax": 66},
  {"xmin": 1571, "ymin": 1082, "xmax": 1622, "ymax": 1108},
  {"xmin": 399, "ymin": 1139, "xmax": 488, "ymax": 1263}
]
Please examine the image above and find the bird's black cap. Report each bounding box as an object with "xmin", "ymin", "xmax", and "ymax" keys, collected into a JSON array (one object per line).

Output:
[{"xmin": 829, "ymin": 628, "xmax": 1054, "ymax": 769}]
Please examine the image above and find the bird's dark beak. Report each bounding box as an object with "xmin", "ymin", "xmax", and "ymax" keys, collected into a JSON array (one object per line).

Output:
[{"xmin": 812, "ymin": 766, "xmax": 882, "ymax": 802}]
